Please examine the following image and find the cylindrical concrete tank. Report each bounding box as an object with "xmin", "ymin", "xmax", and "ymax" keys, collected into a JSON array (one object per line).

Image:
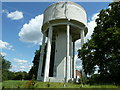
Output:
[{"xmin": 42, "ymin": 2, "xmax": 88, "ymax": 41}]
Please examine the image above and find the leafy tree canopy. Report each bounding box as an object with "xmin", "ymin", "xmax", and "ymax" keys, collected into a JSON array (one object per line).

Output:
[
  {"xmin": 78, "ymin": 2, "xmax": 120, "ymax": 84},
  {"xmin": 29, "ymin": 48, "xmax": 41, "ymax": 79},
  {"xmin": 1, "ymin": 55, "xmax": 11, "ymax": 81}
]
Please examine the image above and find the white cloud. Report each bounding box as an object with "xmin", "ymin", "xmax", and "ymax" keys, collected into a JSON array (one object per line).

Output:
[
  {"xmin": 113, "ymin": 0, "xmax": 120, "ymax": 2},
  {"xmin": 2, "ymin": 9, "xmax": 23, "ymax": 20},
  {"xmin": 19, "ymin": 14, "xmax": 43, "ymax": 44},
  {"xmin": 75, "ymin": 39, "xmax": 81, "ymax": 51},
  {"xmin": 74, "ymin": 55, "xmax": 78, "ymax": 61},
  {"xmin": 2, "ymin": 9, "xmax": 9, "ymax": 14},
  {"xmin": 20, "ymin": 66, "xmax": 27, "ymax": 69},
  {"xmin": 0, "ymin": 52, "xmax": 7, "ymax": 56},
  {"xmin": 13, "ymin": 58, "xmax": 28, "ymax": 63},
  {"xmin": 0, "ymin": 40, "xmax": 9, "ymax": 49},
  {"xmin": 85, "ymin": 12, "xmax": 99, "ymax": 41},
  {"xmin": 76, "ymin": 65, "xmax": 82, "ymax": 70},
  {"xmin": 7, "ymin": 10, "xmax": 23, "ymax": 20},
  {"xmin": 11, "ymin": 62, "xmax": 32, "ymax": 72},
  {"xmin": 94, "ymin": 65, "xmax": 100, "ymax": 74},
  {"xmin": 74, "ymin": 55, "xmax": 82, "ymax": 70},
  {"xmin": 11, "ymin": 58, "xmax": 32, "ymax": 72},
  {"xmin": 0, "ymin": 40, "xmax": 14, "ymax": 50}
]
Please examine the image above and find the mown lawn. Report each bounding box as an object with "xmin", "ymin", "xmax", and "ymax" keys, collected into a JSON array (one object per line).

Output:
[
  {"xmin": 2, "ymin": 80, "xmax": 120, "ymax": 88},
  {"xmin": 0, "ymin": 82, "xmax": 2, "ymax": 89}
]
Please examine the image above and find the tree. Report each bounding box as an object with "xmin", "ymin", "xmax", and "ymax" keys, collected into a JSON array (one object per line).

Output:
[
  {"xmin": 29, "ymin": 40, "xmax": 55, "ymax": 79},
  {"xmin": 29, "ymin": 44, "xmax": 47, "ymax": 79},
  {"xmin": 29, "ymin": 49, "xmax": 40, "ymax": 79},
  {"xmin": 0, "ymin": 54, "xmax": 2, "ymax": 82},
  {"xmin": 1, "ymin": 56, "xmax": 11, "ymax": 81},
  {"xmin": 12, "ymin": 71, "xmax": 29, "ymax": 80},
  {"xmin": 78, "ymin": 2, "xmax": 120, "ymax": 84}
]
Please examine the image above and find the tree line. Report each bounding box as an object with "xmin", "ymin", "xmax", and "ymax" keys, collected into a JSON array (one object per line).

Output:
[
  {"xmin": 1, "ymin": 55, "xmax": 29, "ymax": 81},
  {"xmin": 1, "ymin": 46, "xmax": 41, "ymax": 81}
]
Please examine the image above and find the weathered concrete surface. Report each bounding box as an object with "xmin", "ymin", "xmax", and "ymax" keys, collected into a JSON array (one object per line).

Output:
[
  {"xmin": 43, "ymin": 2, "xmax": 87, "ymax": 26},
  {"xmin": 37, "ymin": 1, "xmax": 88, "ymax": 82}
]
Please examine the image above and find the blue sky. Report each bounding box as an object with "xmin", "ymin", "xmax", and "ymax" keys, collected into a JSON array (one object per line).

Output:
[{"xmin": 1, "ymin": 2, "xmax": 110, "ymax": 72}]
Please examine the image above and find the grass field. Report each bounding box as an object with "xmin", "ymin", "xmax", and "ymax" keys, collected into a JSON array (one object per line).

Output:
[{"xmin": 2, "ymin": 80, "xmax": 120, "ymax": 88}]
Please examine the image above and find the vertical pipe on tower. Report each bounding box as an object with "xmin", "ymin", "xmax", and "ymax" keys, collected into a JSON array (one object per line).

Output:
[
  {"xmin": 44, "ymin": 25, "xmax": 53, "ymax": 82},
  {"xmin": 37, "ymin": 35, "xmax": 46, "ymax": 81}
]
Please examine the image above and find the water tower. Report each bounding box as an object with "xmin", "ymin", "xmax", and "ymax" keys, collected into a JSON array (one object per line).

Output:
[{"xmin": 37, "ymin": 1, "xmax": 88, "ymax": 82}]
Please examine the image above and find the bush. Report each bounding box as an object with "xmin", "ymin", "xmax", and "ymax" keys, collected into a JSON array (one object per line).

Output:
[{"xmin": 88, "ymin": 74, "xmax": 114, "ymax": 85}]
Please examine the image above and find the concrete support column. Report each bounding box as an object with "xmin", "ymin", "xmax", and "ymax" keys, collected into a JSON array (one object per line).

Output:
[
  {"xmin": 44, "ymin": 25, "xmax": 53, "ymax": 82},
  {"xmin": 70, "ymin": 43, "xmax": 72, "ymax": 78},
  {"xmin": 66, "ymin": 23, "xmax": 70, "ymax": 82},
  {"xmin": 37, "ymin": 35, "xmax": 46, "ymax": 80},
  {"xmin": 72, "ymin": 41, "xmax": 76, "ymax": 78},
  {"xmin": 80, "ymin": 29, "xmax": 85, "ymax": 79},
  {"xmin": 80, "ymin": 30, "xmax": 84, "ymax": 48}
]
